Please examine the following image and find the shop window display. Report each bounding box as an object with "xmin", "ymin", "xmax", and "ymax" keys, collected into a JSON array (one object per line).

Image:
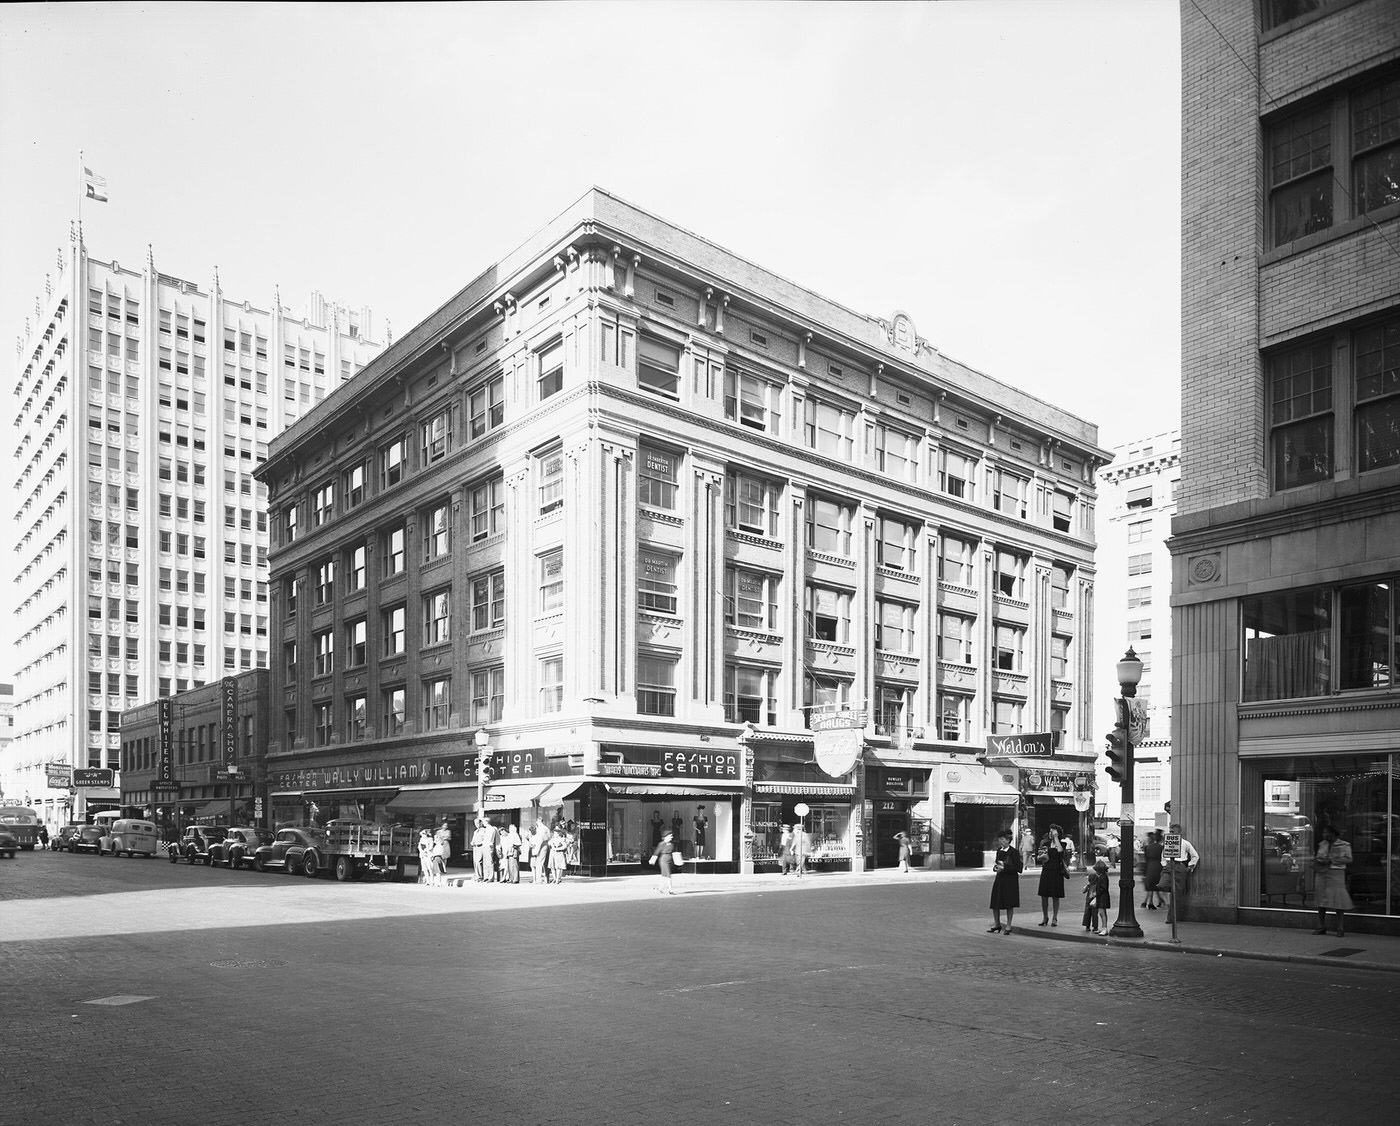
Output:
[
  {"xmin": 607, "ymin": 800, "xmax": 732, "ymax": 865},
  {"xmin": 1241, "ymin": 753, "xmax": 1400, "ymax": 916}
]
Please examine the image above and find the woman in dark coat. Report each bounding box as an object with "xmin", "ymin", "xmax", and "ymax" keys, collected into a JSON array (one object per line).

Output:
[
  {"xmin": 1036, "ymin": 824, "xmax": 1069, "ymax": 926},
  {"xmin": 1141, "ymin": 830, "xmax": 1165, "ymax": 909},
  {"xmin": 988, "ymin": 829, "xmax": 1022, "ymax": 934},
  {"xmin": 650, "ymin": 830, "xmax": 678, "ymax": 894}
]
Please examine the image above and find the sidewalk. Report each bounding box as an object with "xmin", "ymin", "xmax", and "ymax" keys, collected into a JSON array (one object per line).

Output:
[{"xmin": 1007, "ymin": 902, "xmax": 1400, "ymax": 974}]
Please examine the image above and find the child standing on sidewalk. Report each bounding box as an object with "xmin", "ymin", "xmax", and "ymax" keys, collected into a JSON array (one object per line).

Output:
[{"xmin": 1092, "ymin": 859, "xmax": 1112, "ymax": 934}]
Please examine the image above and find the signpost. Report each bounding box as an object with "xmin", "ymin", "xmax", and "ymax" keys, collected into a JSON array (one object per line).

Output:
[{"xmin": 1161, "ymin": 832, "xmax": 1183, "ymax": 941}]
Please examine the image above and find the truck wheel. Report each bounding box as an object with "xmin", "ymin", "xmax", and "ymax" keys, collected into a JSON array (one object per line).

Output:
[
  {"xmin": 334, "ymin": 855, "xmax": 354, "ymax": 882},
  {"xmin": 302, "ymin": 850, "xmax": 321, "ymax": 879}
]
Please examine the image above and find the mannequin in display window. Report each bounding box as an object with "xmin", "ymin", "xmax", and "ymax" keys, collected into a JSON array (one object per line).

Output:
[
  {"xmin": 651, "ymin": 810, "xmax": 665, "ymax": 849},
  {"xmin": 693, "ymin": 809, "xmax": 708, "ymax": 859},
  {"xmin": 672, "ymin": 812, "xmax": 684, "ymax": 845}
]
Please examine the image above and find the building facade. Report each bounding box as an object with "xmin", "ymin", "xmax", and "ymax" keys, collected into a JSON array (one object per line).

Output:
[
  {"xmin": 1175, "ymin": 0, "xmax": 1400, "ymax": 927},
  {"xmin": 6, "ymin": 227, "xmax": 381, "ymax": 826},
  {"xmin": 259, "ymin": 189, "xmax": 1109, "ymax": 875},
  {"xmin": 118, "ymin": 669, "xmax": 269, "ymax": 831},
  {"xmin": 1096, "ymin": 431, "xmax": 1179, "ymax": 822}
]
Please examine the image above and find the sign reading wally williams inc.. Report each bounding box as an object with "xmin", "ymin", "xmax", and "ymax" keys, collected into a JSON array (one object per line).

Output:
[{"xmin": 984, "ymin": 732, "xmax": 1055, "ymax": 758}]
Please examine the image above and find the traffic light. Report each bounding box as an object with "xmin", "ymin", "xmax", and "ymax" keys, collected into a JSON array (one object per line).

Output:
[
  {"xmin": 477, "ymin": 755, "xmax": 494, "ymax": 783},
  {"xmin": 1105, "ymin": 699, "xmax": 1131, "ymax": 788}
]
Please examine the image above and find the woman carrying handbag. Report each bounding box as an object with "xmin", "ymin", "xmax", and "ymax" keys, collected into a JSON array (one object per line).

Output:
[{"xmin": 1312, "ymin": 824, "xmax": 1354, "ymax": 938}]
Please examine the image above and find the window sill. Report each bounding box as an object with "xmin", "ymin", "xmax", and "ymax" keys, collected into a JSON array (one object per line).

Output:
[{"xmin": 1262, "ymin": 201, "xmax": 1400, "ymax": 265}]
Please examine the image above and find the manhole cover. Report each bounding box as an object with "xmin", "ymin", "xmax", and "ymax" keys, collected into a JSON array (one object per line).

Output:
[
  {"xmin": 208, "ymin": 959, "xmax": 289, "ymax": 969},
  {"xmin": 1320, "ymin": 947, "xmax": 1365, "ymax": 958}
]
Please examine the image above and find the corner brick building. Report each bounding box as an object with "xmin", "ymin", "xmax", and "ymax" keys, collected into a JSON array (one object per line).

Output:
[{"xmin": 1174, "ymin": 0, "xmax": 1400, "ymax": 928}]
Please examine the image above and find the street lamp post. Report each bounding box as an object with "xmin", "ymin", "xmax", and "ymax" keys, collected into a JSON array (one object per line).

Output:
[{"xmin": 1109, "ymin": 647, "xmax": 1144, "ymax": 939}]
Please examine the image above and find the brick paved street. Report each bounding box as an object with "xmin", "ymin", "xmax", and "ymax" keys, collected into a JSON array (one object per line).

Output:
[{"xmin": 4, "ymin": 849, "xmax": 1397, "ymax": 1125}]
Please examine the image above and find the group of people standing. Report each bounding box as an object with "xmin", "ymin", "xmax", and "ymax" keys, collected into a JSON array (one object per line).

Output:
[
  {"xmin": 776, "ymin": 823, "xmax": 810, "ymax": 876},
  {"xmin": 417, "ymin": 819, "xmax": 575, "ymax": 887},
  {"xmin": 989, "ymin": 821, "xmax": 1201, "ymax": 935}
]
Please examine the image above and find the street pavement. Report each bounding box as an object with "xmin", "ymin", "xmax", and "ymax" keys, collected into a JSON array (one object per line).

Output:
[{"xmin": 5, "ymin": 850, "xmax": 1399, "ymax": 1125}]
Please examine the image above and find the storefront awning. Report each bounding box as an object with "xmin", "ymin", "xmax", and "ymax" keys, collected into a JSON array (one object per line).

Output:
[
  {"xmin": 605, "ymin": 783, "xmax": 744, "ymax": 797},
  {"xmin": 753, "ymin": 782, "xmax": 855, "ymax": 797},
  {"xmin": 385, "ymin": 785, "xmax": 477, "ymax": 813},
  {"xmin": 948, "ymin": 793, "xmax": 1018, "ymax": 805},
  {"xmin": 535, "ymin": 781, "xmax": 583, "ymax": 805}
]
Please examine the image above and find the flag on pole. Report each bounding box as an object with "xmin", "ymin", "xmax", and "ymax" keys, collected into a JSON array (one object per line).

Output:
[{"xmin": 83, "ymin": 166, "xmax": 108, "ymax": 203}]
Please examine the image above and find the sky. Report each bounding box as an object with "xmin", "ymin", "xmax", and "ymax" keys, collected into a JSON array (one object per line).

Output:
[{"xmin": 0, "ymin": 0, "xmax": 1182, "ymax": 677}]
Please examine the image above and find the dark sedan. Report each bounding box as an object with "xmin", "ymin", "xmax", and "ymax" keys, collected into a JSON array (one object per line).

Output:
[
  {"xmin": 208, "ymin": 827, "xmax": 273, "ymax": 870},
  {"xmin": 170, "ymin": 825, "xmax": 227, "ymax": 865},
  {"xmin": 69, "ymin": 826, "xmax": 105, "ymax": 854},
  {"xmin": 252, "ymin": 827, "xmax": 327, "ymax": 874},
  {"xmin": 0, "ymin": 827, "xmax": 18, "ymax": 859}
]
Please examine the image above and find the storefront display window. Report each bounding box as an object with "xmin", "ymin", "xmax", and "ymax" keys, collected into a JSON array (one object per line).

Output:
[
  {"xmin": 606, "ymin": 799, "xmax": 731, "ymax": 865},
  {"xmin": 1241, "ymin": 753, "xmax": 1399, "ymax": 915}
]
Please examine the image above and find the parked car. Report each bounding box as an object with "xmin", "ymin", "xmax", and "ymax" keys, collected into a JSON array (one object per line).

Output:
[
  {"xmin": 0, "ymin": 827, "xmax": 18, "ymax": 859},
  {"xmin": 209, "ymin": 826, "xmax": 273, "ymax": 870},
  {"xmin": 69, "ymin": 825, "xmax": 106, "ymax": 854},
  {"xmin": 252, "ymin": 826, "xmax": 327, "ymax": 874},
  {"xmin": 169, "ymin": 825, "xmax": 227, "ymax": 865},
  {"xmin": 1092, "ymin": 831, "xmax": 1121, "ymax": 865},
  {"xmin": 52, "ymin": 824, "xmax": 83, "ymax": 851}
]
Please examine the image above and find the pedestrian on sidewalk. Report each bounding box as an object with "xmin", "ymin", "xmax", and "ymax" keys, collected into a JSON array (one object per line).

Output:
[
  {"xmin": 1036, "ymin": 824, "xmax": 1068, "ymax": 926},
  {"xmin": 778, "ymin": 825, "xmax": 794, "ymax": 874},
  {"xmin": 503, "ymin": 823, "xmax": 522, "ymax": 884},
  {"xmin": 1020, "ymin": 825, "xmax": 1037, "ymax": 869},
  {"xmin": 432, "ymin": 823, "xmax": 452, "ymax": 886},
  {"xmin": 1312, "ymin": 824, "xmax": 1354, "ymax": 937},
  {"xmin": 1141, "ymin": 829, "xmax": 1165, "ymax": 909},
  {"xmin": 650, "ymin": 829, "xmax": 677, "ymax": 894},
  {"xmin": 793, "ymin": 822, "xmax": 810, "ymax": 877},
  {"xmin": 531, "ymin": 822, "xmax": 550, "ymax": 884},
  {"xmin": 988, "ymin": 829, "xmax": 1022, "ymax": 934},
  {"xmin": 1090, "ymin": 859, "xmax": 1112, "ymax": 934},
  {"xmin": 417, "ymin": 828, "xmax": 436, "ymax": 886},
  {"xmin": 896, "ymin": 831, "xmax": 912, "ymax": 873},
  {"xmin": 1163, "ymin": 822, "xmax": 1200, "ymax": 920},
  {"xmin": 548, "ymin": 824, "xmax": 569, "ymax": 884}
]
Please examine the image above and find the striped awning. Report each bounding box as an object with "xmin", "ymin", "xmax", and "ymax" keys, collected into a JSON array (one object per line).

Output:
[{"xmin": 753, "ymin": 782, "xmax": 855, "ymax": 797}]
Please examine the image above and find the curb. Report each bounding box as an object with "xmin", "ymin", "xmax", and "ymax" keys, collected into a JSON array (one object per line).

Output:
[{"xmin": 1007, "ymin": 923, "xmax": 1400, "ymax": 975}]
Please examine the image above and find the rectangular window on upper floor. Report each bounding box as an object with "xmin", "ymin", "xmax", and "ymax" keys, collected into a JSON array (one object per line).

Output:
[
  {"xmin": 939, "ymin": 449, "xmax": 976, "ymax": 500},
  {"xmin": 804, "ymin": 398, "xmax": 855, "ymax": 459},
  {"xmin": 638, "ymin": 550, "xmax": 679, "ymax": 615},
  {"xmin": 471, "ymin": 476, "xmax": 504, "ymax": 540},
  {"xmin": 806, "ymin": 495, "xmax": 854, "ymax": 556},
  {"xmin": 724, "ymin": 470, "xmax": 779, "ymax": 538},
  {"xmin": 875, "ymin": 599, "xmax": 916, "ymax": 654},
  {"xmin": 1053, "ymin": 490, "xmax": 1074, "ymax": 532},
  {"xmin": 995, "ymin": 549, "xmax": 1026, "ymax": 600},
  {"xmin": 313, "ymin": 481, "xmax": 334, "ymax": 527},
  {"xmin": 638, "ymin": 444, "xmax": 679, "ymax": 511},
  {"xmin": 875, "ymin": 423, "xmax": 918, "ymax": 483},
  {"xmin": 421, "ymin": 408, "xmax": 454, "ymax": 466},
  {"xmin": 725, "ymin": 566, "xmax": 778, "ymax": 631},
  {"xmin": 469, "ymin": 374, "xmax": 504, "ymax": 438},
  {"xmin": 1052, "ymin": 563, "xmax": 1072, "ymax": 610},
  {"xmin": 639, "ymin": 337, "xmax": 681, "ymax": 399},
  {"xmin": 725, "ymin": 368, "xmax": 780, "ymax": 433},
  {"xmin": 939, "ymin": 612, "xmax": 974, "ymax": 665},
  {"xmin": 876, "ymin": 515, "xmax": 918, "ymax": 572},
  {"xmin": 805, "ymin": 584, "xmax": 852, "ymax": 644},
  {"xmin": 991, "ymin": 468, "xmax": 1027, "ymax": 520},
  {"xmin": 1267, "ymin": 67, "xmax": 1400, "ymax": 250},
  {"xmin": 537, "ymin": 446, "xmax": 564, "ymax": 514},
  {"xmin": 938, "ymin": 533, "xmax": 977, "ymax": 589},
  {"xmin": 379, "ymin": 436, "xmax": 407, "ymax": 489},
  {"xmin": 537, "ymin": 340, "xmax": 563, "ymax": 401}
]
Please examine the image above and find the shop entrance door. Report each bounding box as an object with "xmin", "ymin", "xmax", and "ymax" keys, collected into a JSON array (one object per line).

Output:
[
  {"xmin": 875, "ymin": 813, "xmax": 905, "ymax": 868},
  {"xmin": 953, "ymin": 805, "xmax": 990, "ymax": 867}
]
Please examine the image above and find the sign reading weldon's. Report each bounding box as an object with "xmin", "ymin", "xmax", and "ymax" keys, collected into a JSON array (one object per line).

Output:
[{"xmin": 984, "ymin": 732, "xmax": 1055, "ymax": 758}]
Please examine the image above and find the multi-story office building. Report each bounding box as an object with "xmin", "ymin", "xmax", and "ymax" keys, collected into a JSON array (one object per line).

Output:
[
  {"xmin": 259, "ymin": 189, "xmax": 1109, "ymax": 875},
  {"xmin": 6, "ymin": 227, "xmax": 380, "ymax": 822},
  {"xmin": 1096, "ymin": 431, "xmax": 1179, "ymax": 821},
  {"xmin": 1175, "ymin": 1, "xmax": 1400, "ymax": 928}
]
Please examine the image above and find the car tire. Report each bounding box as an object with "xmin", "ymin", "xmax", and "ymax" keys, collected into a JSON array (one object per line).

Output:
[
  {"xmin": 203, "ymin": 854, "xmax": 213, "ymax": 866},
  {"xmin": 302, "ymin": 850, "xmax": 321, "ymax": 879},
  {"xmin": 254, "ymin": 854, "xmax": 267, "ymax": 873},
  {"xmin": 285, "ymin": 854, "xmax": 302, "ymax": 876},
  {"xmin": 334, "ymin": 855, "xmax": 354, "ymax": 882},
  {"xmin": 169, "ymin": 849, "xmax": 179, "ymax": 864}
]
